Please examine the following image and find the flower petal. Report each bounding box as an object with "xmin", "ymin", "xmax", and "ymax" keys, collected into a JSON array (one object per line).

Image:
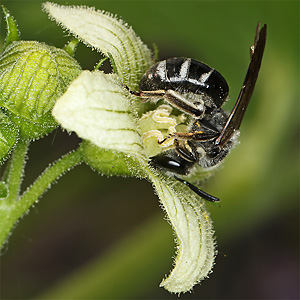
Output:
[
  {"xmin": 52, "ymin": 70, "xmax": 144, "ymax": 156},
  {"xmin": 148, "ymin": 171, "xmax": 216, "ymax": 293},
  {"xmin": 43, "ymin": 2, "xmax": 153, "ymax": 90}
]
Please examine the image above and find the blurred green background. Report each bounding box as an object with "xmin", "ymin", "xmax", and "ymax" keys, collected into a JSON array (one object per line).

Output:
[{"xmin": 0, "ymin": 1, "xmax": 298, "ymax": 299}]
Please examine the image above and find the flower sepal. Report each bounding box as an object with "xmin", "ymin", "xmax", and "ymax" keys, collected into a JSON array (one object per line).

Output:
[{"xmin": 81, "ymin": 141, "xmax": 147, "ymax": 178}]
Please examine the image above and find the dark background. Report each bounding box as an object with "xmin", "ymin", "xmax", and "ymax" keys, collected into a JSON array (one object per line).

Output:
[{"xmin": 0, "ymin": 1, "xmax": 299, "ymax": 299}]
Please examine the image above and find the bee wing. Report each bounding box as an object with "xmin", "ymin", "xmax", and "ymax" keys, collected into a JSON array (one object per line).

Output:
[{"xmin": 215, "ymin": 23, "xmax": 267, "ymax": 148}]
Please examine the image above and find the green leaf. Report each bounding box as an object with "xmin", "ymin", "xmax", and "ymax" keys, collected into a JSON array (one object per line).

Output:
[
  {"xmin": 1, "ymin": 6, "xmax": 20, "ymax": 48},
  {"xmin": 63, "ymin": 38, "xmax": 79, "ymax": 57}
]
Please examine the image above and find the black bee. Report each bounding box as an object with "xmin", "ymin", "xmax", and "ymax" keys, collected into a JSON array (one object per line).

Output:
[{"xmin": 132, "ymin": 23, "xmax": 267, "ymax": 202}]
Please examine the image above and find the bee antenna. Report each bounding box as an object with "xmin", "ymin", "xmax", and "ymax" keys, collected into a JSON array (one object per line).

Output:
[{"xmin": 174, "ymin": 176, "xmax": 220, "ymax": 202}]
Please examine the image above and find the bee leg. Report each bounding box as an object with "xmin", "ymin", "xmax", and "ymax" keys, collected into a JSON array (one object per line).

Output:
[
  {"xmin": 176, "ymin": 130, "xmax": 219, "ymax": 141},
  {"xmin": 174, "ymin": 139, "xmax": 198, "ymax": 162},
  {"xmin": 123, "ymin": 85, "xmax": 140, "ymax": 96},
  {"xmin": 164, "ymin": 90, "xmax": 204, "ymax": 118}
]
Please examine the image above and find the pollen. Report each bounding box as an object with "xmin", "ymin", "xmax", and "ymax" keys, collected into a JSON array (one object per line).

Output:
[{"xmin": 138, "ymin": 104, "xmax": 187, "ymax": 157}]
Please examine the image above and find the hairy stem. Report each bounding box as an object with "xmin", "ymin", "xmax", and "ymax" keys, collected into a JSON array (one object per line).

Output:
[
  {"xmin": 0, "ymin": 147, "xmax": 83, "ymax": 249},
  {"xmin": 6, "ymin": 140, "xmax": 29, "ymax": 203}
]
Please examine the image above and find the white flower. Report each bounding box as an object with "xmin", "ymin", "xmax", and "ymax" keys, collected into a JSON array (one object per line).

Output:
[{"xmin": 44, "ymin": 2, "xmax": 217, "ymax": 294}]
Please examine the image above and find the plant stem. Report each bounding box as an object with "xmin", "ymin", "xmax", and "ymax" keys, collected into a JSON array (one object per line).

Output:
[
  {"xmin": 19, "ymin": 148, "xmax": 83, "ymax": 213},
  {"xmin": 0, "ymin": 147, "xmax": 83, "ymax": 249},
  {"xmin": 6, "ymin": 139, "xmax": 29, "ymax": 203}
]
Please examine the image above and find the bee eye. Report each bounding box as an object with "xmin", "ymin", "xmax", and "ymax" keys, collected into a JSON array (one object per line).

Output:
[{"xmin": 149, "ymin": 152, "xmax": 194, "ymax": 176}]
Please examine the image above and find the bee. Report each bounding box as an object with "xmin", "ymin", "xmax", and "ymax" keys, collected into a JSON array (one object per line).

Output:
[{"xmin": 131, "ymin": 23, "xmax": 267, "ymax": 201}]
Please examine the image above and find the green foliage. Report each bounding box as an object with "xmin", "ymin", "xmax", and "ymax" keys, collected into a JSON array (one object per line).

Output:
[
  {"xmin": 0, "ymin": 7, "xmax": 83, "ymax": 248},
  {"xmin": 1, "ymin": 5, "xmax": 20, "ymax": 47},
  {"xmin": 0, "ymin": 1, "xmax": 298, "ymax": 299},
  {"xmin": 63, "ymin": 38, "xmax": 79, "ymax": 57}
]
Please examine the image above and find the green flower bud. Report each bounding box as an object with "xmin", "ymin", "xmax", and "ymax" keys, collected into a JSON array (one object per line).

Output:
[
  {"xmin": 0, "ymin": 110, "xmax": 18, "ymax": 163},
  {"xmin": 0, "ymin": 40, "xmax": 81, "ymax": 139}
]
